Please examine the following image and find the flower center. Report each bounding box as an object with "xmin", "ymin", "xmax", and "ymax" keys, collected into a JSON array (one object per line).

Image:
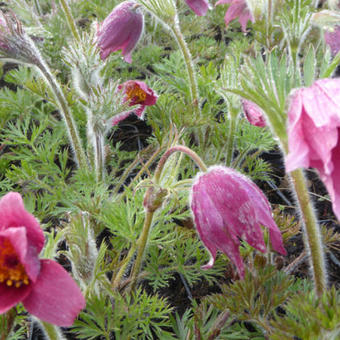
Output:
[
  {"xmin": 0, "ymin": 238, "xmax": 29, "ymax": 288},
  {"xmin": 125, "ymin": 85, "xmax": 147, "ymax": 104}
]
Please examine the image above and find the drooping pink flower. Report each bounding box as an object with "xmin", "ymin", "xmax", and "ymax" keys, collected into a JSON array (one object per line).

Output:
[
  {"xmin": 185, "ymin": 0, "xmax": 210, "ymax": 16},
  {"xmin": 215, "ymin": 0, "xmax": 254, "ymax": 32},
  {"xmin": 0, "ymin": 193, "xmax": 85, "ymax": 326},
  {"xmin": 96, "ymin": 1, "xmax": 144, "ymax": 63},
  {"xmin": 113, "ymin": 80, "xmax": 157, "ymax": 126},
  {"xmin": 286, "ymin": 78, "xmax": 340, "ymax": 221},
  {"xmin": 324, "ymin": 26, "xmax": 340, "ymax": 56},
  {"xmin": 242, "ymin": 99, "xmax": 266, "ymax": 127},
  {"xmin": 190, "ymin": 166, "xmax": 286, "ymax": 278}
]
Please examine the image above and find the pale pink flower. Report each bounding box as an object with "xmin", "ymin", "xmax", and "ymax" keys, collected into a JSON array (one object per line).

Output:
[
  {"xmin": 190, "ymin": 166, "xmax": 286, "ymax": 278},
  {"xmin": 215, "ymin": 0, "xmax": 254, "ymax": 32},
  {"xmin": 97, "ymin": 1, "xmax": 144, "ymax": 63},
  {"xmin": 242, "ymin": 99, "xmax": 266, "ymax": 127},
  {"xmin": 185, "ymin": 0, "xmax": 210, "ymax": 16},
  {"xmin": 286, "ymin": 78, "xmax": 340, "ymax": 221},
  {"xmin": 324, "ymin": 26, "xmax": 340, "ymax": 56},
  {"xmin": 113, "ymin": 80, "xmax": 158, "ymax": 126},
  {"xmin": 0, "ymin": 192, "xmax": 85, "ymax": 326}
]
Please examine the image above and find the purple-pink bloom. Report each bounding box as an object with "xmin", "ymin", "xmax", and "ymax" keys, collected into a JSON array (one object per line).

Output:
[
  {"xmin": 190, "ymin": 166, "xmax": 286, "ymax": 278},
  {"xmin": 113, "ymin": 80, "xmax": 157, "ymax": 126},
  {"xmin": 185, "ymin": 0, "xmax": 210, "ymax": 16},
  {"xmin": 96, "ymin": 1, "xmax": 144, "ymax": 63},
  {"xmin": 286, "ymin": 78, "xmax": 340, "ymax": 221},
  {"xmin": 324, "ymin": 26, "xmax": 340, "ymax": 56},
  {"xmin": 215, "ymin": 0, "xmax": 254, "ymax": 32},
  {"xmin": 0, "ymin": 192, "xmax": 85, "ymax": 326},
  {"xmin": 242, "ymin": 99, "xmax": 266, "ymax": 127}
]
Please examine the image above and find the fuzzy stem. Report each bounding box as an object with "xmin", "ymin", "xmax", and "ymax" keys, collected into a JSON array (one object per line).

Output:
[
  {"xmin": 93, "ymin": 132, "xmax": 105, "ymax": 182},
  {"xmin": 128, "ymin": 210, "xmax": 154, "ymax": 292},
  {"xmin": 322, "ymin": 50, "xmax": 340, "ymax": 78},
  {"xmin": 154, "ymin": 145, "xmax": 207, "ymax": 184},
  {"xmin": 170, "ymin": 23, "xmax": 200, "ymax": 117},
  {"xmin": 59, "ymin": 0, "xmax": 81, "ymax": 42},
  {"xmin": 289, "ymin": 169, "xmax": 327, "ymax": 296},
  {"xmin": 40, "ymin": 322, "xmax": 65, "ymax": 340},
  {"xmin": 111, "ymin": 243, "xmax": 137, "ymax": 289},
  {"xmin": 225, "ymin": 110, "xmax": 239, "ymax": 166},
  {"xmin": 36, "ymin": 61, "xmax": 87, "ymax": 169}
]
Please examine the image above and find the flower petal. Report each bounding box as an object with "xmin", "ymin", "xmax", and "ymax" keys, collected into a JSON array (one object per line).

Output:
[
  {"xmin": 0, "ymin": 193, "xmax": 45, "ymax": 254},
  {"xmin": 0, "ymin": 281, "xmax": 32, "ymax": 314},
  {"xmin": 22, "ymin": 259, "xmax": 85, "ymax": 327}
]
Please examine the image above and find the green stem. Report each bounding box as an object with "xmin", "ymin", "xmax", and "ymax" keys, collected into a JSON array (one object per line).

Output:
[
  {"xmin": 289, "ymin": 169, "xmax": 327, "ymax": 296},
  {"xmin": 41, "ymin": 322, "xmax": 65, "ymax": 340},
  {"xmin": 128, "ymin": 210, "xmax": 154, "ymax": 292},
  {"xmin": 59, "ymin": 0, "xmax": 81, "ymax": 42},
  {"xmin": 36, "ymin": 61, "xmax": 87, "ymax": 169},
  {"xmin": 225, "ymin": 111, "xmax": 239, "ymax": 166},
  {"xmin": 154, "ymin": 145, "xmax": 207, "ymax": 184},
  {"xmin": 111, "ymin": 243, "xmax": 137, "ymax": 289},
  {"xmin": 170, "ymin": 23, "xmax": 200, "ymax": 117}
]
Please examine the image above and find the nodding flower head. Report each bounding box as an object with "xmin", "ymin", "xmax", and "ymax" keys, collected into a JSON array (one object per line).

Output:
[
  {"xmin": 190, "ymin": 166, "xmax": 286, "ymax": 278},
  {"xmin": 184, "ymin": 0, "xmax": 211, "ymax": 16},
  {"xmin": 286, "ymin": 77, "xmax": 340, "ymax": 221},
  {"xmin": 215, "ymin": 0, "xmax": 254, "ymax": 32},
  {"xmin": 242, "ymin": 99, "xmax": 266, "ymax": 127},
  {"xmin": 96, "ymin": 1, "xmax": 144, "ymax": 63}
]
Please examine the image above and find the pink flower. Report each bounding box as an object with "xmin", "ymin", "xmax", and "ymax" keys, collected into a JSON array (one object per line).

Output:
[
  {"xmin": 113, "ymin": 80, "xmax": 157, "ymax": 125},
  {"xmin": 286, "ymin": 78, "xmax": 340, "ymax": 221},
  {"xmin": 0, "ymin": 193, "xmax": 85, "ymax": 326},
  {"xmin": 190, "ymin": 166, "xmax": 286, "ymax": 278},
  {"xmin": 242, "ymin": 99, "xmax": 266, "ymax": 127},
  {"xmin": 185, "ymin": 0, "xmax": 210, "ymax": 16},
  {"xmin": 215, "ymin": 0, "xmax": 254, "ymax": 32},
  {"xmin": 96, "ymin": 1, "xmax": 144, "ymax": 63},
  {"xmin": 324, "ymin": 26, "xmax": 340, "ymax": 56}
]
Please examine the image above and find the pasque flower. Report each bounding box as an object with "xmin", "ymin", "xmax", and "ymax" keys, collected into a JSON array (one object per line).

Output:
[
  {"xmin": 286, "ymin": 78, "xmax": 340, "ymax": 221},
  {"xmin": 185, "ymin": 0, "xmax": 210, "ymax": 16},
  {"xmin": 242, "ymin": 99, "xmax": 266, "ymax": 127},
  {"xmin": 112, "ymin": 80, "xmax": 157, "ymax": 126},
  {"xmin": 324, "ymin": 26, "xmax": 340, "ymax": 56},
  {"xmin": 190, "ymin": 166, "xmax": 286, "ymax": 278},
  {"xmin": 96, "ymin": 1, "xmax": 144, "ymax": 63},
  {"xmin": 0, "ymin": 193, "xmax": 85, "ymax": 326},
  {"xmin": 215, "ymin": 0, "xmax": 254, "ymax": 32}
]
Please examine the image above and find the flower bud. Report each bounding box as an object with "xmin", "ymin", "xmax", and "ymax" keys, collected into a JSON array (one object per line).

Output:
[
  {"xmin": 96, "ymin": 1, "xmax": 144, "ymax": 63},
  {"xmin": 185, "ymin": 0, "xmax": 211, "ymax": 16},
  {"xmin": 242, "ymin": 99, "xmax": 266, "ymax": 127}
]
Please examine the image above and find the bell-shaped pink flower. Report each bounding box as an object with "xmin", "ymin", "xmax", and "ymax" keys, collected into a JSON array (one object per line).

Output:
[
  {"xmin": 0, "ymin": 192, "xmax": 85, "ymax": 326},
  {"xmin": 215, "ymin": 0, "xmax": 254, "ymax": 32},
  {"xmin": 242, "ymin": 99, "xmax": 266, "ymax": 127},
  {"xmin": 185, "ymin": 0, "xmax": 210, "ymax": 16},
  {"xmin": 190, "ymin": 166, "xmax": 286, "ymax": 278},
  {"xmin": 113, "ymin": 80, "xmax": 157, "ymax": 126},
  {"xmin": 286, "ymin": 78, "xmax": 340, "ymax": 221},
  {"xmin": 324, "ymin": 26, "xmax": 340, "ymax": 56},
  {"xmin": 96, "ymin": 1, "xmax": 144, "ymax": 63}
]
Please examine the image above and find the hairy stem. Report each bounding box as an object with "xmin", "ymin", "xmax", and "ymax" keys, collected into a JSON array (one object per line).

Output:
[
  {"xmin": 225, "ymin": 110, "xmax": 239, "ymax": 166},
  {"xmin": 1, "ymin": 308, "xmax": 17, "ymax": 340},
  {"xmin": 128, "ymin": 210, "xmax": 154, "ymax": 292},
  {"xmin": 59, "ymin": 0, "xmax": 81, "ymax": 42},
  {"xmin": 36, "ymin": 61, "xmax": 87, "ymax": 169},
  {"xmin": 170, "ymin": 23, "xmax": 200, "ymax": 117},
  {"xmin": 41, "ymin": 322, "xmax": 65, "ymax": 340},
  {"xmin": 289, "ymin": 169, "xmax": 327, "ymax": 296}
]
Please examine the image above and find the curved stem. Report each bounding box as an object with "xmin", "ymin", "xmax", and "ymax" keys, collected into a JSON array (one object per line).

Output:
[
  {"xmin": 36, "ymin": 61, "xmax": 87, "ymax": 169},
  {"xmin": 59, "ymin": 0, "xmax": 81, "ymax": 42},
  {"xmin": 170, "ymin": 23, "xmax": 200, "ymax": 117},
  {"xmin": 289, "ymin": 169, "xmax": 327, "ymax": 296},
  {"xmin": 154, "ymin": 145, "xmax": 207, "ymax": 184}
]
